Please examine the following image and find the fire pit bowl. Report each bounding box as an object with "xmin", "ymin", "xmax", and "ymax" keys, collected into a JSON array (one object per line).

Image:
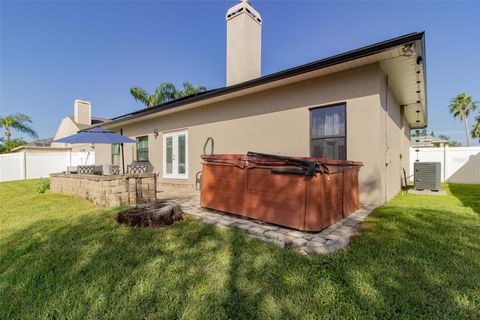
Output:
[{"xmin": 116, "ymin": 200, "xmax": 184, "ymax": 227}]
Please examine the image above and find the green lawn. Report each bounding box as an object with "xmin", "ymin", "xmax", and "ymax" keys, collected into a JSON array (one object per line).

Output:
[{"xmin": 0, "ymin": 180, "xmax": 479, "ymax": 319}]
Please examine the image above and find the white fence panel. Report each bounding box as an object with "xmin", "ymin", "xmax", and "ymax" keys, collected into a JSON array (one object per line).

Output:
[
  {"xmin": 0, "ymin": 153, "xmax": 24, "ymax": 182},
  {"xmin": 70, "ymin": 151, "xmax": 95, "ymax": 166},
  {"xmin": 445, "ymin": 147, "xmax": 480, "ymax": 184},
  {"xmin": 25, "ymin": 152, "xmax": 69, "ymax": 179},
  {"xmin": 0, "ymin": 151, "xmax": 95, "ymax": 182},
  {"xmin": 410, "ymin": 146, "xmax": 480, "ymax": 184}
]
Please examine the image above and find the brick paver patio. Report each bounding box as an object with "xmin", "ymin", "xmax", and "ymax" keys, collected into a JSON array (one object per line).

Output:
[{"xmin": 157, "ymin": 188, "xmax": 377, "ymax": 255}]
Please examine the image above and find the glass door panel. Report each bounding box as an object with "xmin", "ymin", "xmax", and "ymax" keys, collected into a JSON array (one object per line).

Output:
[
  {"xmin": 165, "ymin": 136, "xmax": 173, "ymax": 174},
  {"xmin": 178, "ymin": 134, "xmax": 186, "ymax": 175},
  {"xmin": 163, "ymin": 130, "xmax": 188, "ymax": 179}
]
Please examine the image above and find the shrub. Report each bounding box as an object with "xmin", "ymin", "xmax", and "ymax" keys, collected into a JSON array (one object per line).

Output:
[{"xmin": 36, "ymin": 179, "xmax": 50, "ymax": 194}]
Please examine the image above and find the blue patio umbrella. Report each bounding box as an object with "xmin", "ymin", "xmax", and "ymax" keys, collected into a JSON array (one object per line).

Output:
[
  {"xmin": 53, "ymin": 127, "xmax": 136, "ymax": 173},
  {"xmin": 53, "ymin": 127, "xmax": 135, "ymax": 144}
]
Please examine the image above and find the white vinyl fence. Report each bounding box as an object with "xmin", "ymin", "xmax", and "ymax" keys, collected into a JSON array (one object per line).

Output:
[
  {"xmin": 410, "ymin": 146, "xmax": 480, "ymax": 184},
  {"xmin": 0, "ymin": 151, "xmax": 94, "ymax": 182}
]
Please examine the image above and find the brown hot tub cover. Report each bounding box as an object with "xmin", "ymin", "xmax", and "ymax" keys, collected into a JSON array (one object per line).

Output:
[{"xmin": 200, "ymin": 152, "xmax": 362, "ymax": 232}]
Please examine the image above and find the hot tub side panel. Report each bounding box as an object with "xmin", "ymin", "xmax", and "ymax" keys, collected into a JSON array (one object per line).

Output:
[
  {"xmin": 304, "ymin": 172, "xmax": 344, "ymax": 231},
  {"xmin": 245, "ymin": 167, "xmax": 305, "ymax": 230},
  {"xmin": 200, "ymin": 163, "xmax": 246, "ymax": 215},
  {"xmin": 343, "ymin": 167, "xmax": 360, "ymax": 216}
]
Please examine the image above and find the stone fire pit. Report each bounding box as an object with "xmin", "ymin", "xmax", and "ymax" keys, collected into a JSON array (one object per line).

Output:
[{"xmin": 116, "ymin": 200, "xmax": 184, "ymax": 227}]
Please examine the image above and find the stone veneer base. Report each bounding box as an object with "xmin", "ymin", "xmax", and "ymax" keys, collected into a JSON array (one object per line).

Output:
[{"xmin": 50, "ymin": 173, "xmax": 157, "ymax": 207}]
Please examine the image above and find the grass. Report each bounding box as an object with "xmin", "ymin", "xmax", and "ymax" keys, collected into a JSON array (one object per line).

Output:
[{"xmin": 0, "ymin": 180, "xmax": 479, "ymax": 319}]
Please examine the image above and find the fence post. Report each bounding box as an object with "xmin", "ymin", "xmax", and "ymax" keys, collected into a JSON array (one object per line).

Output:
[
  {"xmin": 22, "ymin": 152, "xmax": 27, "ymax": 180},
  {"xmin": 443, "ymin": 145, "xmax": 449, "ymax": 182}
]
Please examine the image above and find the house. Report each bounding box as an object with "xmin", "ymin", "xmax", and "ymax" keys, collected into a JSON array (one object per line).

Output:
[
  {"xmin": 10, "ymin": 99, "xmax": 106, "ymax": 154},
  {"xmin": 26, "ymin": 137, "xmax": 53, "ymax": 147},
  {"xmin": 93, "ymin": 1, "xmax": 427, "ymax": 205},
  {"xmin": 51, "ymin": 99, "xmax": 107, "ymax": 152},
  {"xmin": 10, "ymin": 137, "xmax": 57, "ymax": 153},
  {"xmin": 411, "ymin": 135, "xmax": 448, "ymax": 148}
]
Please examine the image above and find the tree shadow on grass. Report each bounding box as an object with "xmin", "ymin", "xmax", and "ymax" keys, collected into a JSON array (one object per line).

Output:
[
  {"xmin": 449, "ymin": 183, "xmax": 480, "ymax": 214},
  {"xmin": 219, "ymin": 204, "xmax": 480, "ymax": 319},
  {"xmin": 0, "ymin": 212, "xmax": 231, "ymax": 319},
  {"xmin": 0, "ymin": 204, "xmax": 479, "ymax": 319}
]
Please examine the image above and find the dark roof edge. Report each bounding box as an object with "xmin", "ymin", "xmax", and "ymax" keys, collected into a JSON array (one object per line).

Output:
[{"xmin": 93, "ymin": 32, "xmax": 425, "ymax": 129}]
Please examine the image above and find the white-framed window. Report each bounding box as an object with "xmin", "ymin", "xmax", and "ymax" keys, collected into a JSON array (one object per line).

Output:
[
  {"xmin": 136, "ymin": 136, "xmax": 149, "ymax": 162},
  {"xmin": 163, "ymin": 130, "xmax": 188, "ymax": 179},
  {"xmin": 111, "ymin": 144, "xmax": 121, "ymax": 165},
  {"xmin": 310, "ymin": 103, "xmax": 346, "ymax": 160}
]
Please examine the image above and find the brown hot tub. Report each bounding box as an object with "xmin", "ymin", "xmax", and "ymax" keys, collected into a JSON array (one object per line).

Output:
[{"xmin": 200, "ymin": 152, "xmax": 362, "ymax": 231}]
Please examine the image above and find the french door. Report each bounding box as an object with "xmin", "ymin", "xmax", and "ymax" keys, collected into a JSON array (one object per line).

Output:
[{"xmin": 163, "ymin": 130, "xmax": 188, "ymax": 179}]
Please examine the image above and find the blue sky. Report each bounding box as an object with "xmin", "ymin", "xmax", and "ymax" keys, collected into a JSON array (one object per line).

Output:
[{"xmin": 1, "ymin": 0, "xmax": 479, "ymax": 145}]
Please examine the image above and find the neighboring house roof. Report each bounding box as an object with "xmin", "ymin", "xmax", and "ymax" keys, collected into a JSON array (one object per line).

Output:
[
  {"xmin": 26, "ymin": 137, "xmax": 53, "ymax": 147},
  {"xmin": 68, "ymin": 116, "xmax": 108, "ymax": 130},
  {"xmin": 85, "ymin": 32, "xmax": 427, "ymax": 130},
  {"xmin": 411, "ymin": 135, "xmax": 448, "ymax": 147}
]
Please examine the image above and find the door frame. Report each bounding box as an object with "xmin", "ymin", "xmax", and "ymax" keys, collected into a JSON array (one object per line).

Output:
[{"xmin": 162, "ymin": 130, "xmax": 189, "ymax": 179}]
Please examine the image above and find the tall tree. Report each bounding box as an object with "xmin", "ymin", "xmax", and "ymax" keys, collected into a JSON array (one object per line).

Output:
[
  {"xmin": 130, "ymin": 82, "xmax": 206, "ymax": 107},
  {"xmin": 472, "ymin": 114, "xmax": 480, "ymax": 143},
  {"xmin": 448, "ymin": 93, "xmax": 479, "ymax": 146},
  {"xmin": 0, "ymin": 137, "xmax": 27, "ymax": 154},
  {"xmin": 130, "ymin": 83, "xmax": 177, "ymax": 107},
  {"xmin": 438, "ymin": 134, "xmax": 462, "ymax": 147},
  {"xmin": 0, "ymin": 113, "xmax": 37, "ymax": 143},
  {"xmin": 176, "ymin": 82, "xmax": 207, "ymax": 98}
]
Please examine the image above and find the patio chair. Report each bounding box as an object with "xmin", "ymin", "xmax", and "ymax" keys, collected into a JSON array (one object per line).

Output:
[
  {"xmin": 101, "ymin": 164, "xmax": 121, "ymax": 176},
  {"xmin": 127, "ymin": 162, "xmax": 148, "ymax": 174},
  {"xmin": 65, "ymin": 166, "xmax": 78, "ymax": 174},
  {"xmin": 78, "ymin": 165, "xmax": 102, "ymax": 175}
]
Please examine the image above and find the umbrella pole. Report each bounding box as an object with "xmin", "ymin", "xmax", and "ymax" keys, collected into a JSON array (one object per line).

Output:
[
  {"xmin": 120, "ymin": 129, "xmax": 125, "ymax": 174},
  {"xmin": 121, "ymin": 144, "xmax": 125, "ymax": 174}
]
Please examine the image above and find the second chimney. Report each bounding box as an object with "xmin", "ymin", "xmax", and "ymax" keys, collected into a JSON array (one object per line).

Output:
[
  {"xmin": 226, "ymin": 0, "xmax": 262, "ymax": 86},
  {"xmin": 74, "ymin": 99, "xmax": 91, "ymax": 126}
]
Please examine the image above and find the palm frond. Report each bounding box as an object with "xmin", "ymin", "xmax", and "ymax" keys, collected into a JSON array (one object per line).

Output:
[
  {"xmin": 472, "ymin": 115, "xmax": 480, "ymax": 140},
  {"xmin": 177, "ymin": 82, "xmax": 207, "ymax": 98},
  {"xmin": 153, "ymin": 83, "xmax": 178, "ymax": 105},
  {"xmin": 11, "ymin": 122, "xmax": 37, "ymax": 139},
  {"xmin": 130, "ymin": 87, "xmax": 151, "ymax": 107},
  {"xmin": 0, "ymin": 113, "xmax": 37, "ymax": 139}
]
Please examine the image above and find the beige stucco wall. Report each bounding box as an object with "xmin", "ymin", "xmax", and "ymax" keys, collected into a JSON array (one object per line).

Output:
[
  {"xmin": 97, "ymin": 64, "xmax": 409, "ymax": 205},
  {"xmin": 378, "ymin": 76, "xmax": 411, "ymax": 202},
  {"xmin": 51, "ymin": 117, "xmax": 79, "ymax": 148},
  {"xmin": 51, "ymin": 117, "xmax": 94, "ymax": 152}
]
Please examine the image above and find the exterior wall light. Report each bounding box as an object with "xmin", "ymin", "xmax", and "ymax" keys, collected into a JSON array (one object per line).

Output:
[{"xmin": 402, "ymin": 44, "xmax": 416, "ymax": 57}]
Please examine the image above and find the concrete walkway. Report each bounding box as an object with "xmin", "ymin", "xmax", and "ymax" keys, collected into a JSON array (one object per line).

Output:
[{"xmin": 157, "ymin": 188, "xmax": 377, "ymax": 255}]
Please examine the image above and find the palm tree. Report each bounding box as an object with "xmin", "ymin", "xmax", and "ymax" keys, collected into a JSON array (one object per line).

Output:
[
  {"xmin": 130, "ymin": 82, "xmax": 207, "ymax": 107},
  {"xmin": 130, "ymin": 82, "xmax": 177, "ymax": 107},
  {"xmin": 176, "ymin": 82, "xmax": 207, "ymax": 98},
  {"xmin": 472, "ymin": 114, "xmax": 480, "ymax": 143},
  {"xmin": 0, "ymin": 113, "xmax": 37, "ymax": 143},
  {"xmin": 449, "ymin": 93, "xmax": 479, "ymax": 146}
]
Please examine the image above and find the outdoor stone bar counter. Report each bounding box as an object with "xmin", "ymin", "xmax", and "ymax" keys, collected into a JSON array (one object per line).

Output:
[{"xmin": 50, "ymin": 173, "xmax": 157, "ymax": 207}]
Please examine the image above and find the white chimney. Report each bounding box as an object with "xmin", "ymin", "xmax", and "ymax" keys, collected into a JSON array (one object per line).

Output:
[
  {"xmin": 226, "ymin": 0, "xmax": 262, "ymax": 86},
  {"xmin": 73, "ymin": 99, "xmax": 91, "ymax": 125}
]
